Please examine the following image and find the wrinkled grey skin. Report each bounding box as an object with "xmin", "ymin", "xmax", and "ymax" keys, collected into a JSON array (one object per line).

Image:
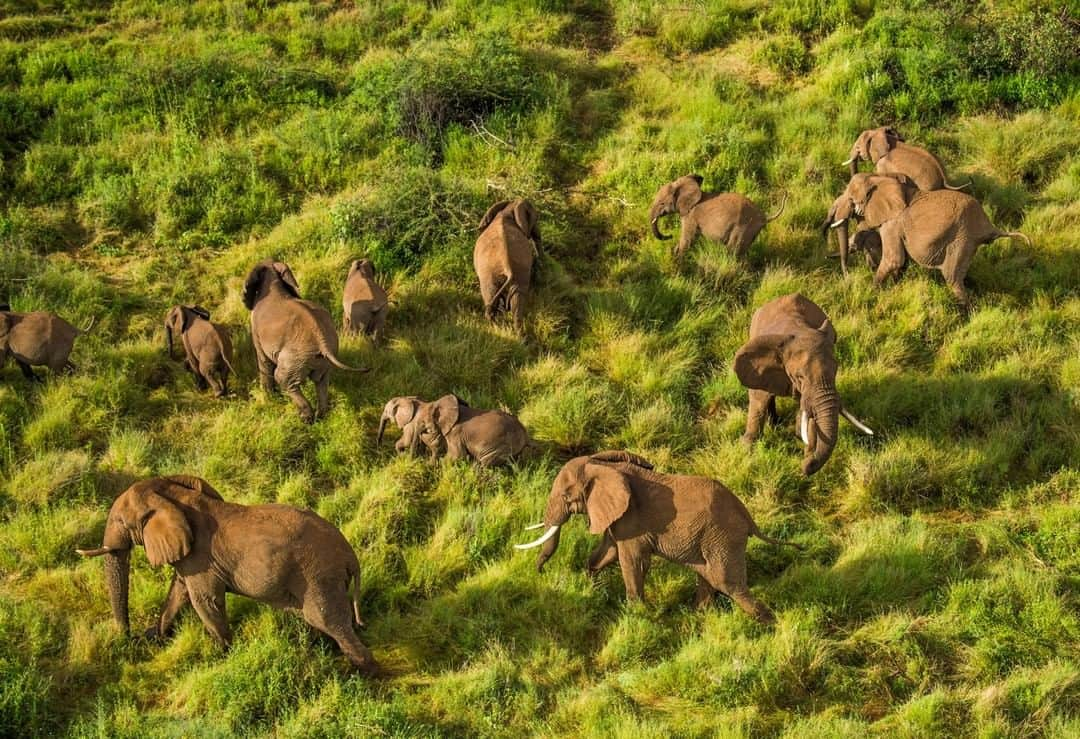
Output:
[
  {"xmin": 376, "ymin": 395, "xmax": 425, "ymax": 454},
  {"xmin": 342, "ymin": 258, "xmax": 388, "ymax": 343},
  {"xmin": 411, "ymin": 394, "xmax": 529, "ymax": 466},
  {"xmin": 0, "ymin": 307, "xmax": 94, "ymax": 381},
  {"xmin": 165, "ymin": 305, "xmax": 235, "ymax": 397},
  {"xmin": 846, "ymin": 126, "xmax": 970, "ymax": 192},
  {"xmin": 821, "ymin": 173, "xmax": 918, "ymax": 276},
  {"xmin": 474, "ymin": 199, "xmax": 542, "ymax": 333}
]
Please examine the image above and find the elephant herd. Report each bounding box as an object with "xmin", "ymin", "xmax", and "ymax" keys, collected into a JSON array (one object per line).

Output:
[{"xmin": 2, "ymin": 126, "xmax": 1027, "ymax": 675}]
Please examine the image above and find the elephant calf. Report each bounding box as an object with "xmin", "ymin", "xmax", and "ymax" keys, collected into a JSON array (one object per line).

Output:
[
  {"xmin": 376, "ymin": 395, "xmax": 425, "ymax": 454},
  {"xmin": 165, "ymin": 305, "xmax": 236, "ymax": 397},
  {"xmin": 734, "ymin": 293, "xmax": 874, "ymax": 476},
  {"xmin": 515, "ymin": 451, "xmax": 800, "ymax": 622},
  {"xmin": 0, "ymin": 305, "xmax": 95, "ymax": 381},
  {"xmin": 412, "ymin": 394, "xmax": 530, "ymax": 466},
  {"xmin": 77, "ymin": 475, "xmax": 378, "ymax": 674},
  {"xmin": 342, "ymin": 258, "xmax": 388, "ymax": 342},
  {"xmin": 474, "ymin": 198, "xmax": 542, "ymax": 332}
]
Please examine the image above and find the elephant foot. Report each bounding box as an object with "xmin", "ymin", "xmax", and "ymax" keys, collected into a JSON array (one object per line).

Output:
[
  {"xmin": 739, "ymin": 433, "xmax": 758, "ymax": 447},
  {"xmin": 141, "ymin": 625, "xmax": 165, "ymax": 642},
  {"xmin": 299, "ymin": 409, "xmax": 315, "ymax": 424}
]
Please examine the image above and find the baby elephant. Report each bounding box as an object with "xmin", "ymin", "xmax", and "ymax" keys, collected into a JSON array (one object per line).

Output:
[
  {"xmin": 0, "ymin": 305, "xmax": 95, "ymax": 381},
  {"xmin": 76, "ymin": 475, "xmax": 377, "ymax": 675},
  {"xmin": 165, "ymin": 305, "xmax": 236, "ymax": 397},
  {"xmin": 515, "ymin": 451, "xmax": 800, "ymax": 622},
  {"xmin": 412, "ymin": 394, "xmax": 530, "ymax": 466},
  {"xmin": 342, "ymin": 259, "xmax": 388, "ymax": 342},
  {"xmin": 376, "ymin": 395, "xmax": 425, "ymax": 454}
]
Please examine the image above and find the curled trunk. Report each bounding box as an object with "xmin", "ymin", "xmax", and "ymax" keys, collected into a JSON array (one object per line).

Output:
[
  {"xmin": 651, "ymin": 217, "xmax": 670, "ymax": 241},
  {"xmin": 535, "ymin": 495, "xmax": 571, "ymax": 572},
  {"xmin": 802, "ymin": 387, "xmax": 840, "ymax": 476},
  {"xmin": 105, "ymin": 549, "xmax": 131, "ymax": 634}
]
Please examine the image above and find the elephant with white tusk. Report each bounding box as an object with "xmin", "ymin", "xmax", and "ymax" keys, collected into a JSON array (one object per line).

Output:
[
  {"xmin": 376, "ymin": 395, "xmax": 426, "ymax": 454},
  {"xmin": 165, "ymin": 305, "xmax": 235, "ymax": 397},
  {"xmin": 734, "ymin": 293, "xmax": 874, "ymax": 476},
  {"xmin": 844, "ymin": 126, "xmax": 971, "ymax": 192},
  {"xmin": 821, "ymin": 172, "xmax": 918, "ymax": 276},
  {"xmin": 0, "ymin": 306, "xmax": 95, "ymax": 381}
]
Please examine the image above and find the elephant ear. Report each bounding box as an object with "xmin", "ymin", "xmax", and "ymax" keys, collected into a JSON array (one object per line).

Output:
[
  {"xmin": 166, "ymin": 306, "xmax": 184, "ymax": 334},
  {"xmin": 140, "ymin": 492, "xmax": 193, "ymax": 566},
  {"xmin": 869, "ymin": 128, "xmax": 896, "ymax": 161},
  {"xmin": 589, "ymin": 450, "xmax": 654, "ymax": 470},
  {"xmin": 272, "ymin": 262, "xmax": 300, "ymax": 297},
  {"xmin": 583, "ymin": 463, "xmax": 633, "ymax": 535},
  {"xmin": 512, "ymin": 200, "xmax": 539, "ymax": 238},
  {"xmin": 675, "ymin": 175, "xmax": 704, "ymax": 214},
  {"xmin": 242, "ymin": 264, "xmax": 268, "ymax": 309},
  {"xmin": 734, "ymin": 334, "xmax": 794, "ymax": 395},
  {"xmin": 393, "ymin": 397, "xmax": 420, "ymax": 427},
  {"xmin": 816, "ymin": 318, "xmax": 837, "ymax": 346},
  {"xmin": 863, "ymin": 179, "xmax": 909, "ymax": 226},
  {"xmin": 162, "ymin": 475, "xmax": 224, "ymax": 501},
  {"xmin": 480, "ymin": 200, "xmax": 511, "ymax": 230},
  {"xmin": 432, "ymin": 394, "xmax": 461, "ymax": 435}
]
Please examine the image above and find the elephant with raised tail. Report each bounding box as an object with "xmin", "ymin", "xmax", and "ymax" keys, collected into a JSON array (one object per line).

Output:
[
  {"xmin": 76, "ymin": 475, "xmax": 378, "ymax": 674},
  {"xmin": 0, "ymin": 306, "xmax": 95, "ymax": 381},
  {"xmin": 514, "ymin": 451, "xmax": 801, "ymax": 622},
  {"xmin": 474, "ymin": 199, "xmax": 542, "ymax": 333},
  {"xmin": 649, "ymin": 174, "xmax": 786, "ymax": 258},
  {"xmin": 844, "ymin": 126, "xmax": 970, "ymax": 192},
  {"xmin": 342, "ymin": 258, "xmax": 388, "ymax": 342},
  {"xmin": 734, "ymin": 294, "xmax": 874, "ymax": 476},
  {"xmin": 165, "ymin": 305, "xmax": 235, "ymax": 397}
]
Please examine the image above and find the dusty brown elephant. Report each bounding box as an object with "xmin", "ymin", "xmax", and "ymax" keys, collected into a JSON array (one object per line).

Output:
[
  {"xmin": 514, "ymin": 451, "xmax": 800, "ymax": 622},
  {"xmin": 821, "ymin": 172, "xmax": 918, "ymax": 276},
  {"xmin": 734, "ymin": 294, "xmax": 874, "ymax": 476},
  {"xmin": 0, "ymin": 306, "xmax": 95, "ymax": 381},
  {"xmin": 342, "ymin": 258, "xmax": 388, "ymax": 342},
  {"xmin": 243, "ymin": 260, "xmax": 366, "ymax": 423},
  {"xmin": 165, "ymin": 305, "xmax": 236, "ymax": 397},
  {"xmin": 76, "ymin": 475, "xmax": 377, "ymax": 674},
  {"xmin": 412, "ymin": 394, "xmax": 530, "ymax": 466},
  {"xmin": 474, "ymin": 198, "xmax": 542, "ymax": 332},
  {"xmin": 825, "ymin": 174, "xmax": 1031, "ymax": 304},
  {"xmin": 649, "ymin": 174, "xmax": 786, "ymax": 258},
  {"xmin": 376, "ymin": 395, "xmax": 425, "ymax": 454},
  {"xmin": 844, "ymin": 126, "xmax": 970, "ymax": 192}
]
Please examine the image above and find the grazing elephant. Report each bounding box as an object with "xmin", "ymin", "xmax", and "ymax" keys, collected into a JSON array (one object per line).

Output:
[
  {"xmin": 412, "ymin": 394, "xmax": 529, "ymax": 466},
  {"xmin": 515, "ymin": 451, "xmax": 800, "ymax": 622},
  {"xmin": 243, "ymin": 260, "xmax": 366, "ymax": 423},
  {"xmin": 342, "ymin": 259, "xmax": 388, "ymax": 342},
  {"xmin": 844, "ymin": 126, "xmax": 970, "ymax": 192},
  {"xmin": 76, "ymin": 476, "xmax": 377, "ymax": 674},
  {"xmin": 376, "ymin": 395, "xmax": 425, "ymax": 454},
  {"xmin": 649, "ymin": 174, "xmax": 786, "ymax": 258},
  {"xmin": 0, "ymin": 306, "xmax": 95, "ymax": 381},
  {"xmin": 734, "ymin": 294, "xmax": 874, "ymax": 476},
  {"xmin": 474, "ymin": 198, "xmax": 542, "ymax": 332},
  {"xmin": 825, "ymin": 174, "xmax": 1031, "ymax": 304},
  {"xmin": 822, "ymin": 172, "xmax": 918, "ymax": 276},
  {"xmin": 165, "ymin": 305, "xmax": 236, "ymax": 397}
]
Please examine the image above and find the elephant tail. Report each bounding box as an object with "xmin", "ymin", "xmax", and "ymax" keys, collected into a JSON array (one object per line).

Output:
[
  {"xmin": 318, "ymin": 336, "xmax": 370, "ymax": 373},
  {"xmin": 996, "ymin": 230, "xmax": 1032, "ymax": 248},
  {"xmin": 764, "ymin": 191, "xmax": 788, "ymax": 223},
  {"xmin": 750, "ymin": 524, "xmax": 804, "ymax": 550},
  {"xmin": 79, "ymin": 315, "xmax": 98, "ymax": 334},
  {"xmin": 943, "ymin": 179, "xmax": 972, "ymax": 191},
  {"xmin": 349, "ymin": 568, "xmax": 365, "ymax": 629},
  {"xmin": 487, "ymin": 275, "xmax": 513, "ymax": 311}
]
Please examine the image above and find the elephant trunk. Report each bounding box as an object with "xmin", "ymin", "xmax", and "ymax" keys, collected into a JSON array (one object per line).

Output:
[
  {"xmin": 802, "ymin": 386, "xmax": 840, "ymax": 476},
  {"xmin": 651, "ymin": 217, "xmax": 670, "ymax": 241},
  {"xmin": 165, "ymin": 324, "xmax": 174, "ymax": 358},
  {"xmin": 518, "ymin": 494, "xmax": 571, "ymax": 572},
  {"xmin": 846, "ymin": 153, "xmax": 860, "ymax": 176},
  {"xmin": 835, "ymin": 221, "xmax": 850, "ymax": 277},
  {"xmin": 376, "ymin": 416, "xmax": 388, "ymax": 445},
  {"xmin": 105, "ymin": 548, "xmax": 131, "ymax": 634}
]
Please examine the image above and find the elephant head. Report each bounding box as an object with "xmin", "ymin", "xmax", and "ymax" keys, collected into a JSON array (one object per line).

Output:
[
  {"xmin": 76, "ymin": 476, "xmax": 222, "ymax": 634},
  {"xmin": 410, "ymin": 394, "xmax": 470, "ymax": 456},
  {"xmin": 242, "ymin": 260, "xmax": 300, "ymax": 310},
  {"xmin": 824, "ymin": 173, "xmax": 916, "ymax": 274},
  {"xmin": 649, "ymin": 174, "xmax": 703, "ymax": 240},
  {"xmin": 164, "ymin": 305, "xmax": 210, "ymax": 358},
  {"xmin": 348, "ymin": 258, "xmax": 376, "ymax": 281},
  {"xmin": 515, "ymin": 451, "xmax": 654, "ymax": 570},
  {"xmin": 843, "ymin": 126, "xmax": 904, "ymax": 174},
  {"xmin": 480, "ymin": 199, "xmax": 542, "ymax": 250},
  {"xmin": 377, "ymin": 395, "xmax": 421, "ymax": 445}
]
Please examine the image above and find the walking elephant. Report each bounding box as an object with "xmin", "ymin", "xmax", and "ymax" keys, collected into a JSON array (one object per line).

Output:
[
  {"xmin": 821, "ymin": 172, "xmax": 918, "ymax": 276},
  {"xmin": 243, "ymin": 259, "xmax": 366, "ymax": 423},
  {"xmin": 649, "ymin": 174, "xmax": 786, "ymax": 258},
  {"xmin": 76, "ymin": 475, "xmax": 377, "ymax": 674},
  {"xmin": 474, "ymin": 198, "xmax": 542, "ymax": 332},
  {"xmin": 411, "ymin": 394, "xmax": 529, "ymax": 466},
  {"xmin": 0, "ymin": 306, "xmax": 95, "ymax": 381},
  {"xmin": 342, "ymin": 258, "xmax": 388, "ymax": 343},
  {"xmin": 844, "ymin": 126, "xmax": 970, "ymax": 192},
  {"xmin": 514, "ymin": 451, "xmax": 800, "ymax": 622},
  {"xmin": 376, "ymin": 395, "xmax": 425, "ymax": 454},
  {"xmin": 734, "ymin": 294, "xmax": 874, "ymax": 476},
  {"xmin": 165, "ymin": 305, "xmax": 235, "ymax": 397}
]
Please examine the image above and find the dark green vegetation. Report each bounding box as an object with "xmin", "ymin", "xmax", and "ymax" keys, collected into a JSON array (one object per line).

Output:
[{"xmin": 1, "ymin": 0, "xmax": 1078, "ymax": 735}]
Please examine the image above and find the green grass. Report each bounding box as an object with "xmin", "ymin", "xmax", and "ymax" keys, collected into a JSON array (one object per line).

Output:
[{"xmin": 1, "ymin": 0, "xmax": 1078, "ymax": 736}]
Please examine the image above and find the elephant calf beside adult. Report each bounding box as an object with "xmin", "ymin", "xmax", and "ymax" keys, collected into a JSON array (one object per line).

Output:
[
  {"xmin": 165, "ymin": 305, "xmax": 235, "ymax": 397},
  {"xmin": 412, "ymin": 394, "xmax": 530, "ymax": 466},
  {"xmin": 844, "ymin": 126, "xmax": 970, "ymax": 192},
  {"xmin": 734, "ymin": 294, "xmax": 874, "ymax": 476},
  {"xmin": 474, "ymin": 198, "xmax": 542, "ymax": 332},
  {"xmin": 376, "ymin": 395, "xmax": 426, "ymax": 454},
  {"xmin": 0, "ymin": 305, "xmax": 95, "ymax": 381}
]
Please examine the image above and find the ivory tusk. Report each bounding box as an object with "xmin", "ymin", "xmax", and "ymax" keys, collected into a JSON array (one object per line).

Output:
[
  {"xmin": 76, "ymin": 546, "xmax": 112, "ymax": 557},
  {"xmin": 524, "ymin": 522, "xmax": 545, "ymax": 531},
  {"xmin": 799, "ymin": 411, "xmax": 810, "ymax": 446},
  {"xmin": 841, "ymin": 408, "xmax": 875, "ymax": 435},
  {"xmin": 841, "ymin": 157, "xmax": 855, "ymax": 165},
  {"xmin": 514, "ymin": 525, "xmax": 559, "ymax": 550},
  {"xmin": 830, "ymin": 219, "xmax": 845, "ymax": 228}
]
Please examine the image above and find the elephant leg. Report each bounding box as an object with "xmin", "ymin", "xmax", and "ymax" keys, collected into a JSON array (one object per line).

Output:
[
  {"xmin": 300, "ymin": 587, "xmax": 377, "ymax": 674},
  {"xmin": 445, "ymin": 433, "xmax": 470, "ymax": 463},
  {"xmin": 616, "ymin": 541, "xmax": 651, "ymax": 602},
  {"xmin": 742, "ymin": 389, "xmax": 772, "ymax": 444},
  {"xmin": 313, "ymin": 368, "xmax": 331, "ymax": 420},
  {"xmin": 694, "ymin": 574, "xmax": 718, "ymax": 610},
  {"xmin": 276, "ymin": 364, "xmax": 314, "ymax": 424},
  {"xmin": 479, "ymin": 277, "xmax": 499, "ymax": 321},
  {"xmin": 254, "ymin": 345, "xmax": 276, "ymax": 393},
  {"xmin": 675, "ymin": 222, "xmax": 697, "ymax": 258},
  {"xmin": 873, "ymin": 223, "xmax": 906, "ymax": 288},
  {"xmin": 187, "ymin": 580, "xmax": 231, "ymax": 648},
  {"xmin": 766, "ymin": 395, "xmax": 778, "ymax": 425},
  {"xmin": 704, "ymin": 544, "xmax": 774, "ymax": 624},
  {"xmin": 205, "ymin": 369, "xmax": 225, "ymax": 397},
  {"xmin": 16, "ymin": 359, "xmax": 42, "ymax": 383},
  {"xmin": 587, "ymin": 533, "xmax": 618, "ymax": 575},
  {"xmin": 507, "ymin": 285, "xmax": 524, "ymax": 333},
  {"xmin": 370, "ymin": 312, "xmax": 385, "ymax": 346},
  {"xmin": 148, "ymin": 573, "xmax": 190, "ymax": 640},
  {"xmin": 342, "ymin": 311, "xmax": 353, "ymax": 337}
]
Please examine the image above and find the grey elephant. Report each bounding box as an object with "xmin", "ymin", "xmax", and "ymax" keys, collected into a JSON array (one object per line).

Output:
[
  {"xmin": 826, "ymin": 173, "xmax": 1031, "ymax": 304},
  {"xmin": 76, "ymin": 475, "xmax": 377, "ymax": 674},
  {"xmin": 515, "ymin": 451, "xmax": 800, "ymax": 622},
  {"xmin": 342, "ymin": 258, "xmax": 388, "ymax": 342},
  {"xmin": 821, "ymin": 172, "xmax": 918, "ymax": 276},
  {"xmin": 243, "ymin": 260, "xmax": 366, "ymax": 423},
  {"xmin": 734, "ymin": 294, "xmax": 874, "ymax": 476},
  {"xmin": 649, "ymin": 174, "xmax": 786, "ymax": 258},
  {"xmin": 165, "ymin": 305, "xmax": 236, "ymax": 397},
  {"xmin": 0, "ymin": 305, "xmax": 95, "ymax": 381},
  {"xmin": 474, "ymin": 198, "xmax": 542, "ymax": 332},
  {"xmin": 376, "ymin": 395, "xmax": 425, "ymax": 454},
  {"xmin": 844, "ymin": 126, "xmax": 970, "ymax": 192},
  {"xmin": 412, "ymin": 394, "xmax": 530, "ymax": 466}
]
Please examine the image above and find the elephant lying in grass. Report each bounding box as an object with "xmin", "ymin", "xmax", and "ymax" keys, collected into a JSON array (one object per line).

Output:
[
  {"xmin": 735, "ymin": 294, "xmax": 874, "ymax": 476},
  {"xmin": 516, "ymin": 451, "xmax": 800, "ymax": 622},
  {"xmin": 412, "ymin": 394, "xmax": 530, "ymax": 466},
  {"xmin": 342, "ymin": 258, "xmax": 388, "ymax": 343},
  {"xmin": 844, "ymin": 126, "xmax": 970, "ymax": 192},
  {"xmin": 0, "ymin": 305, "xmax": 95, "ymax": 381},
  {"xmin": 649, "ymin": 174, "xmax": 786, "ymax": 258},
  {"xmin": 474, "ymin": 198, "xmax": 542, "ymax": 332},
  {"xmin": 376, "ymin": 395, "xmax": 425, "ymax": 454},
  {"xmin": 165, "ymin": 305, "xmax": 235, "ymax": 397},
  {"xmin": 76, "ymin": 475, "xmax": 378, "ymax": 675}
]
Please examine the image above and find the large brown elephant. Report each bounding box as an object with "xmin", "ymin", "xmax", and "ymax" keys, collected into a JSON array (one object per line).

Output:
[
  {"xmin": 474, "ymin": 198, "xmax": 542, "ymax": 332},
  {"xmin": 165, "ymin": 305, "xmax": 235, "ymax": 397},
  {"xmin": 0, "ymin": 306, "xmax": 95, "ymax": 381},
  {"xmin": 411, "ymin": 394, "xmax": 530, "ymax": 466},
  {"xmin": 821, "ymin": 172, "xmax": 918, "ymax": 276},
  {"xmin": 844, "ymin": 126, "xmax": 970, "ymax": 192},
  {"xmin": 76, "ymin": 475, "xmax": 377, "ymax": 674},
  {"xmin": 734, "ymin": 294, "xmax": 874, "ymax": 476},
  {"xmin": 826, "ymin": 174, "xmax": 1031, "ymax": 304},
  {"xmin": 243, "ymin": 260, "xmax": 366, "ymax": 423},
  {"xmin": 514, "ymin": 451, "xmax": 800, "ymax": 622},
  {"xmin": 342, "ymin": 258, "xmax": 388, "ymax": 342},
  {"xmin": 649, "ymin": 174, "xmax": 786, "ymax": 258},
  {"xmin": 376, "ymin": 395, "xmax": 425, "ymax": 454}
]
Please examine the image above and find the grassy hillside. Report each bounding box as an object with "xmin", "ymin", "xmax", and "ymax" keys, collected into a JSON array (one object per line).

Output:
[{"xmin": 1, "ymin": 0, "xmax": 1078, "ymax": 735}]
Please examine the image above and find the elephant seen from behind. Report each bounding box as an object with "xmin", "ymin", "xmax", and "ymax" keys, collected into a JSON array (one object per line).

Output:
[
  {"xmin": 474, "ymin": 198, "xmax": 542, "ymax": 332},
  {"xmin": 0, "ymin": 305, "xmax": 95, "ymax": 381},
  {"xmin": 412, "ymin": 394, "xmax": 530, "ymax": 466},
  {"xmin": 165, "ymin": 305, "xmax": 236, "ymax": 397},
  {"xmin": 844, "ymin": 126, "xmax": 970, "ymax": 192},
  {"xmin": 342, "ymin": 258, "xmax": 388, "ymax": 343}
]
